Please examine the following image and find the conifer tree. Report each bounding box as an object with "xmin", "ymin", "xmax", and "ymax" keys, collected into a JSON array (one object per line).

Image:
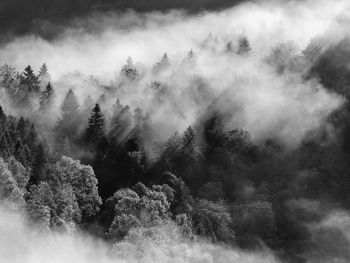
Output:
[
  {"xmin": 38, "ymin": 63, "xmax": 51, "ymax": 90},
  {"xmin": 112, "ymin": 98, "xmax": 123, "ymax": 116},
  {"xmin": 182, "ymin": 126, "xmax": 196, "ymax": 148},
  {"xmin": 57, "ymin": 89, "xmax": 80, "ymax": 138},
  {"xmin": 237, "ymin": 36, "xmax": 252, "ymax": 55},
  {"xmin": 86, "ymin": 103, "xmax": 105, "ymax": 144},
  {"xmin": 152, "ymin": 53, "xmax": 170, "ymax": 74},
  {"xmin": 110, "ymin": 104, "xmax": 132, "ymax": 140},
  {"xmin": 38, "ymin": 63, "xmax": 49, "ymax": 78},
  {"xmin": 183, "ymin": 49, "xmax": 197, "ymax": 65},
  {"xmin": 21, "ymin": 65, "xmax": 40, "ymax": 93},
  {"xmin": 39, "ymin": 82, "xmax": 54, "ymax": 111},
  {"xmin": 121, "ymin": 57, "xmax": 138, "ymax": 80},
  {"xmin": 161, "ymin": 53, "xmax": 170, "ymax": 66}
]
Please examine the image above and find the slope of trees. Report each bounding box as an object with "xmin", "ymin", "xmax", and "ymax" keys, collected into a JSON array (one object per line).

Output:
[{"xmin": 0, "ymin": 35, "xmax": 350, "ymax": 262}]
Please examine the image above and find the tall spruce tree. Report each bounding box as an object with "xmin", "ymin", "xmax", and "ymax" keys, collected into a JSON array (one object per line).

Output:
[
  {"xmin": 21, "ymin": 65, "xmax": 40, "ymax": 93},
  {"xmin": 237, "ymin": 36, "xmax": 252, "ymax": 55},
  {"xmin": 152, "ymin": 53, "xmax": 170, "ymax": 74},
  {"xmin": 38, "ymin": 63, "xmax": 51, "ymax": 90},
  {"xmin": 57, "ymin": 89, "xmax": 80, "ymax": 139},
  {"xmin": 121, "ymin": 57, "xmax": 138, "ymax": 80},
  {"xmin": 86, "ymin": 103, "xmax": 105, "ymax": 144},
  {"xmin": 183, "ymin": 49, "xmax": 197, "ymax": 65},
  {"xmin": 38, "ymin": 63, "xmax": 48, "ymax": 78}
]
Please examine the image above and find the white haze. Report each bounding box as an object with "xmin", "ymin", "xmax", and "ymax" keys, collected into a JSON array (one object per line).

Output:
[
  {"xmin": 0, "ymin": 205, "xmax": 279, "ymax": 263},
  {"xmin": 0, "ymin": 0, "xmax": 349, "ymax": 147}
]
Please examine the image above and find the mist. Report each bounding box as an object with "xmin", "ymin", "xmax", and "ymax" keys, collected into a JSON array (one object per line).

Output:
[
  {"xmin": 1, "ymin": 0, "xmax": 350, "ymax": 262},
  {"xmin": 0, "ymin": 0, "xmax": 348, "ymax": 147},
  {"xmin": 0, "ymin": 204, "xmax": 279, "ymax": 263},
  {"xmin": 0, "ymin": 0, "xmax": 347, "ymax": 78}
]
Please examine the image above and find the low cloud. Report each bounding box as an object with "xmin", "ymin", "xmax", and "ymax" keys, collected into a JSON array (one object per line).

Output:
[
  {"xmin": 0, "ymin": 0, "xmax": 348, "ymax": 147},
  {"xmin": 0, "ymin": 205, "xmax": 279, "ymax": 263}
]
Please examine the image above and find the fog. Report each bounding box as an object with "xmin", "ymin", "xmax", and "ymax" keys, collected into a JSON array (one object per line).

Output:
[
  {"xmin": 0, "ymin": 205, "xmax": 279, "ymax": 263},
  {"xmin": 2, "ymin": 202, "xmax": 350, "ymax": 263},
  {"xmin": 0, "ymin": 0, "xmax": 348, "ymax": 78},
  {"xmin": 0, "ymin": 0, "xmax": 348, "ymax": 147},
  {"xmin": 1, "ymin": 1, "xmax": 350, "ymax": 262}
]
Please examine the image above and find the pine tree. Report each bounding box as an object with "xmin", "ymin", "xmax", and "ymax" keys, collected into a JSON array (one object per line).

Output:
[
  {"xmin": 86, "ymin": 103, "xmax": 105, "ymax": 144},
  {"xmin": 183, "ymin": 50, "xmax": 197, "ymax": 65},
  {"xmin": 237, "ymin": 36, "xmax": 252, "ymax": 55},
  {"xmin": 38, "ymin": 63, "xmax": 51, "ymax": 90},
  {"xmin": 110, "ymin": 104, "xmax": 132, "ymax": 140},
  {"xmin": 121, "ymin": 57, "xmax": 138, "ymax": 80},
  {"xmin": 57, "ymin": 89, "xmax": 80, "ymax": 139},
  {"xmin": 39, "ymin": 82, "xmax": 54, "ymax": 111},
  {"xmin": 20, "ymin": 65, "xmax": 40, "ymax": 93},
  {"xmin": 182, "ymin": 126, "xmax": 196, "ymax": 148},
  {"xmin": 152, "ymin": 53, "xmax": 170, "ymax": 74},
  {"xmin": 112, "ymin": 98, "xmax": 123, "ymax": 116},
  {"xmin": 38, "ymin": 63, "xmax": 48, "ymax": 78},
  {"xmin": 161, "ymin": 53, "xmax": 170, "ymax": 66},
  {"xmin": 61, "ymin": 89, "xmax": 79, "ymax": 117}
]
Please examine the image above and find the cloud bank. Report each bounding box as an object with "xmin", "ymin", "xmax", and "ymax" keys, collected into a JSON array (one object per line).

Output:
[
  {"xmin": 0, "ymin": 0, "xmax": 349, "ymax": 148},
  {"xmin": 0, "ymin": 205, "xmax": 279, "ymax": 263}
]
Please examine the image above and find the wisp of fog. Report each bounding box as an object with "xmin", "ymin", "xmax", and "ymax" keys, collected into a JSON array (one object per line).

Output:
[{"xmin": 0, "ymin": 204, "xmax": 280, "ymax": 263}]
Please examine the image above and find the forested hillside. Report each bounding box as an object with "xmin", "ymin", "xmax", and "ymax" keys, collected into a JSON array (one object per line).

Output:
[
  {"xmin": 0, "ymin": 32, "xmax": 349, "ymax": 262},
  {"xmin": 0, "ymin": 0, "xmax": 350, "ymax": 262}
]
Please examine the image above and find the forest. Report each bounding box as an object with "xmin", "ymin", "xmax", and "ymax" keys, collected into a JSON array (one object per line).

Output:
[{"xmin": 1, "ymin": 0, "xmax": 350, "ymax": 262}]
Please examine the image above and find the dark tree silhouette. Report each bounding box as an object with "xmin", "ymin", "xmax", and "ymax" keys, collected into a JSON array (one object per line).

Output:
[
  {"xmin": 86, "ymin": 103, "xmax": 105, "ymax": 145},
  {"xmin": 237, "ymin": 36, "xmax": 252, "ymax": 55},
  {"xmin": 20, "ymin": 65, "xmax": 40, "ymax": 93},
  {"xmin": 121, "ymin": 57, "xmax": 138, "ymax": 80}
]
